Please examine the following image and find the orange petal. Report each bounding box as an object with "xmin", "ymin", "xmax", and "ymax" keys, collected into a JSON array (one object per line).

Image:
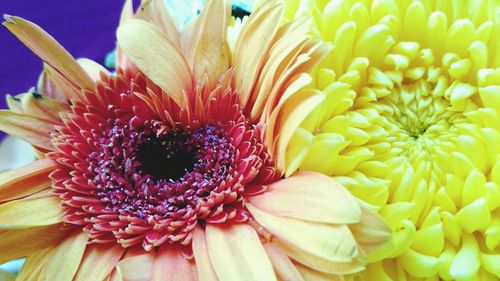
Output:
[
  {"xmin": 36, "ymin": 65, "xmax": 67, "ymax": 103},
  {"xmin": 246, "ymin": 204, "xmax": 367, "ymax": 274},
  {"xmin": 0, "ymin": 224, "xmax": 66, "ymax": 264},
  {"xmin": 114, "ymin": 252, "xmax": 154, "ymax": 281},
  {"xmin": 77, "ymin": 58, "xmax": 110, "ymax": 81},
  {"xmin": 205, "ymin": 224, "xmax": 277, "ymax": 281},
  {"xmin": 248, "ymin": 172, "xmax": 361, "ymax": 224},
  {"xmin": 115, "ymin": 0, "xmax": 138, "ymax": 72},
  {"xmin": 3, "ymin": 16, "xmax": 95, "ymax": 95},
  {"xmin": 249, "ymin": 34, "xmax": 309, "ymax": 120},
  {"xmin": 117, "ymin": 19, "xmax": 192, "ymax": 108},
  {"xmin": 45, "ymin": 230, "xmax": 88, "ymax": 281},
  {"xmin": 258, "ymin": 74, "xmax": 311, "ymax": 153},
  {"xmin": 233, "ymin": 1, "xmax": 283, "ymax": 107},
  {"xmin": 6, "ymin": 94, "xmax": 26, "ymax": 114},
  {"xmin": 274, "ymin": 237, "xmax": 366, "ymax": 275},
  {"xmin": 7, "ymin": 92, "xmax": 68, "ymax": 125},
  {"xmin": 151, "ymin": 246, "xmax": 196, "ymax": 281},
  {"xmin": 260, "ymin": 40, "xmax": 332, "ymax": 120},
  {"xmin": 43, "ymin": 63, "xmax": 82, "ymax": 101},
  {"xmin": 0, "ymin": 110, "xmax": 56, "ymax": 150},
  {"xmin": 263, "ymin": 242, "xmax": 303, "ymax": 281},
  {"xmin": 184, "ymin": 0, "xmax": 231, "ymax": 89},
  {"xmin": 266, "ymin": 89, "xmax": 325, "ymax": 172},
  {"xmin": 348, "ymin": 201, "xmax": 392, "ymax": 254},
  {"xmin": 16, "ymin": 247, "xmax": 54, "ymax": 281},
  {"xmin": 192, "ymin": 227, "xmax": 218, "ymax": 281},
  {"xmin": 0, "ymin": 194, "xmax": 63, "ymax": 229},
  {"xmin": 249, "ymin": 18, "xmax": 331, "ymax": 121},
  {"xmin": 0, "ymin": 158, "xmax": 56, "ymax": 202},
  {"xmin": 74, "ymin": 244, "xmax": 126, "ymax": 281},
  {"xmin": 135, "ymin": 0, "xmax": 180, "ymax": 48}
]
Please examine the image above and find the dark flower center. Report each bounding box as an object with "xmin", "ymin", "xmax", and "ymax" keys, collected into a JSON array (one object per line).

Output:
[
  {"xmin": 136, "ymin": 125, "xmax": 196, "ymax": 181},
  {"xmin": 88, "ymin": 118, "xmax": 239, "ymax": 219}
]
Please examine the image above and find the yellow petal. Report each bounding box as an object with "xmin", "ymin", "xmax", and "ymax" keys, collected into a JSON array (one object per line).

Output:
[
  {"xmin": 151, "ymin": 246, "xmax": 195, "ymax": 281},
  {"xmin": 44, "ymin": 230, "xmax": 88, "ymax": 281},
  {"xmin": 455, "ymin": 197, "xmax": 491, "ymax": 233},
  {"xmin": 285, "ymin": 127, "xmax": 314, "ymax": 177},
  {"xmin": 17, "ymin": 247, "xmax": 53, "ymax": 281},
  {"xmin": 77, "ymin": 58, "xmax": 110, "ymax": 82},
  {"xmin": 234, "ymin": 0, "xmax": 283, "ymax": 107},
  {"xmin": 449, "ymin": 233, "xmax": 480, "ymax": 279},
  {"xmin": 402, "ymin": 2, "xmax": 426, "ymax": 42},
  {"xmin": 364, "ymin": 261, "xmax": 394, "ymax": 281},
  {"xmin": 114, "ymin": 252, "xmax": 154, "ymax": 281},
  {"xmin": 74, "ymin": 244, "xmax": 125, "ymax": 281},
  {"xmin": 0, "ymin": 158, "xmax": 55, "ymax": 202},
  {"xmin": 438, "ymin": 244, "xmax": 456, "ymax": 280},
  {"xmin": 135, "ymin": 0, "xmax": 179, "ymax": 48},
  {"xmin": 0, "ymin": 194, "xmax": 63, "ymax": 229},
  {"xmin": 411, "ymin": 208, "xmax": 444, "ymax": 256},
  {"xmin": 205, "ymin": 224, "xmax": 277, "ymax": 281},
  {"xmin": 2, "ymin": 16, "xmax": 94, "ymax": 94},
  {"xmin": 184, "ymin": 0, "xmax": 231, "ymax": 88},
  {"xmin": 348, "ymin": 201, "xmax": 392, "ymax": 255},
  {"xmin": 485, "ymin": 218, "xmax": 500, "ymax": 250},
  {"xmin": 192, "ymin": 227, "xmax": 218, "ymax": 281},
  {"xmin": 248, "ymin": 172, "xmax": 361, "ymax": 224},
  {"xmin": 389, "ymin": 220, "xmax": 416, "ymax": 258},
  {"xmin": 399, "ymin": 249, "xmax": 439, "ymax": 278},
  {"xmin": 480, "ymin": 85, "xmax": 500, "ymax": 112},
  {"xmin": 294, "ymin": 261, "xmax": 344, "ymax": 281},
  {"xmin": 263, "ymin": 242, "xmax": 303, "ymax": 281},
  {"xmin": 0, "ymin": 224, "xmax": 66, "ymax": 264},
  {"xmin": 481, "ymin": 253, "xmax": 500, "ymax": 278},
  {"xmin": 247, "ymin": 203, "xmax": 364, "ymax": 273},
  {"xmin": 446, "ymin": 19, "xmax": 475, "ymax": 57},
  {"xmin": 0, "ymin": 111, "xmax": 56, "ymax": 150},
  {"xmin": 117, "ymin": 19, "xmax": 192, "ymax": 108}
]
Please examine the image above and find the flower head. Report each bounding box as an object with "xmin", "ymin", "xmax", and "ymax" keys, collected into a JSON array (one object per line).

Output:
[
  {"xmin": 283, "ymin": 0, "xmax": 500, "ymax": 279},
  {"xmin": 0, "ymin": 0, "xmax": 390, "ymax": 280}
]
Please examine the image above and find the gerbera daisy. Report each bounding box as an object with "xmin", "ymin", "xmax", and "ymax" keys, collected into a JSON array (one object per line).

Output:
[
  {"xmin": 0, "ymin": 0, "xmax": 391, "ymax": 280},
  {"xmin": 282, "ymin": 0, "xmax": 500, "ymax": 280}
]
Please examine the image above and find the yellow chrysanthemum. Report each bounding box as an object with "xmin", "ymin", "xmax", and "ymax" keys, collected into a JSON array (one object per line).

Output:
[
  {"xmin": 0, "ymin": 0, "xmax": 391, "ymax": 280},
  {"xmin": 283, "ymin": 0, "xmax": 500, "ymax": 280}
]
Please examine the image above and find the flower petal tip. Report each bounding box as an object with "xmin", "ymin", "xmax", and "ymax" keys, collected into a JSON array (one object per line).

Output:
[{"xmin": 2, "ymin": 14, "xmax": 15, "ymax": 24}]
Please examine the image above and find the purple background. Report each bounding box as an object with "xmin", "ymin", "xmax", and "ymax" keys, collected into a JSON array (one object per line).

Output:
[{"xmin": 0, "ymin": 1, "xmax": 125, "ymax": 139}]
